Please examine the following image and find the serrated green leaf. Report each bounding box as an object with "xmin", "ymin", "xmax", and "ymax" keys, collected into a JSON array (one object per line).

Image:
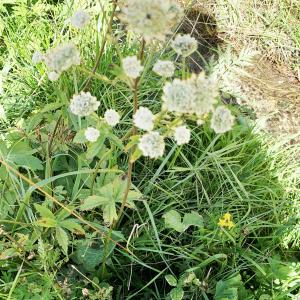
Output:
[
  {"xmin": 59, "ymin": 219, "xmax": 85, "ymax": 234},
  {"xmin": 165, "ymin": 274, "xmax": 177, "ymax": 287},
  {"xmin": 183, "ymin": 211, "xmax": 203, "ymax": 228},
  {"xmin": 170, "ymin": 287, "xmax": 184, "ymax": 300},
  {"xmin": 35, "ymin": 217, "xmax": 57, "ymax": 228},
  {"xmin": 80, "ymin": 195, "xmax": 109, "ymax": 211},
  {"xmin": 34, "ymin": 204, "xmax": 55, "ymax": 219},
  {"xmin": 56, "ymin": 227, "xmax": 69, "ymax": 255},
  {"xmin": 163, "ymin": 210, "xmax": 187, "ymax": 233}
]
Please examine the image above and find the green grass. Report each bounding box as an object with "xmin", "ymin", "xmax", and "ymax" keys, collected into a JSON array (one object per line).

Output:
[{"xmin": 0, "ymin": 1, "xmax": 300, "ymax": 299}]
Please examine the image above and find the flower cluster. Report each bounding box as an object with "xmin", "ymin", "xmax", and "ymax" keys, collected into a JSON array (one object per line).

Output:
[
  {"xmin": 162, "ymin": 73, "xmax": 218, "ymax": 118},
  {"xmin": 171, "ymin": 34, "xmax": 198, "ymax": 57},
  {"xmin": 70, "ymin": 10, "xmax": 91, "ymax": 29},
  {"xmin": 133, "ymin": 107, "xmax": 154, "ymax": 131},
  {"xmin": 211, "ymin": 106, "xmax": 235, "ymax": 134},
  {"xmin": 104, "ymin": 109, "xmax": 120, "ymax": 127},
  {"xmin": 43, "ymin": 43, "xmax": 80, "ymax": 80},
  {"xmin": 70, "ymin": 92, "xmax": 100, "ymax": 117},
  {"xmin": 218, "ymin": 213, "xmax": 235, "ymax": 229},
  {"xmin": 120, "ymin": 0, "xmax": 183, "ymax": 42},
  {"xmin": 174, "ymin": 125, "xmax": 191, "ymax": 145},
  {"xmin": 122, "ymin": 56, "xmax": 144, "ymax": 79},
  {"xmin": 138, "ymin": 131, "xmax": 165, "ymax": 159},
  {"xmin": 85, "ymin": 127, "xmax": 100, "ymax": 142},
  {"xmin": 153, "ymin": 60, "xmax": 175, "ymax": 77}
]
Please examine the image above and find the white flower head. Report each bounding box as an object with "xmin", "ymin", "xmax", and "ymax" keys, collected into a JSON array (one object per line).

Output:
[
  {"xmin": 174, "ymin": 125, "xmax": 191, "ymax": 145},
  {"xmin": 120, "ymin": 0, "xmax": 183, "ymax": 42},
  {"xmin": 70, "ymin": 92, "xmax": 100, "ymax": 117},
  {"xmin": 171, "ymin": 34, "xmax": 198, "ymax": 57},
  {"xmin": 48, "ymin": 71, "xmax": 59, "ymax": 81},
  {"xmin": 0, "ymin": 104, "xmax": 6, "ymax": 120},
  {"xmin": 70, "ymin": 10, "xmax": 91, "ymax": 29},
  {"xmin": 44, "ymin": 43, "xmax": 80, "ymax": 74},
  {"xmin": 32, "ymin": 51, "xmax": 44, "ymax": 65},
  {"xmin": 104, "ymin": 109, "xmax": 120, "ymax": 127},
  {"xmin": 153, "ymin": 60, "xmax": 175, "ymax": 77},
  {"xmin": 133, "ymin": 107, "xmax": 154, "ymax": 131},
  {"xmin": 139, "ymin": 131, "xmax": 165, "ymax": 159},
  {"xmin": 190, "ymin": 73, "xmax": 219, "ymax": 117},
  {"xmin": 122, "ymin": 56, "xmax": 143, "ymax": 79},
  {"xmin": 85, "ymin": 127, "xmax": 100, "ymax": 142},
  {"xmin": 162, "ymin": 73, "xmax": 219, "ymax": 117},
  {"xmin": 162, "ymin": 78, "xmax": 196, "ymax": 114},
  {"xmin": 211, "ymin": 106, "xmax": 235, "ymax": 134}
]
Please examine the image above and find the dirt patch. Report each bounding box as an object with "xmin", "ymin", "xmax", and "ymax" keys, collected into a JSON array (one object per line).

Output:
[{"xmin": 240, "ymin": 60, "xmax": 300, "ymax": 141}]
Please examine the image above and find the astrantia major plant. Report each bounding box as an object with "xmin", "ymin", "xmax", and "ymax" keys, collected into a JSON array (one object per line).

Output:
[{"xmin": 30, "ymin": 0, "xmax": 235, "ymax": 282}]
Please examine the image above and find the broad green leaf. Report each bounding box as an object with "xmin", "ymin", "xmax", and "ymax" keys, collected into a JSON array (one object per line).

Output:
[
  {"xmin": 34, "ymin": 204, "xmax": 55, "ymax": 219},
  {"xmin": 165, "ymin": 274, "xmax": 177, "ymax": 287},
  {"xmin": 72, "ymin": 241, "xmax": 104, "ymax": 272},
  {"xmin": 56, "ymin": 227, "xmax": 69, "ymax": 255},
  {"xmin": 35, "ymin": 217, "xmax": 57, "ymax": 228},
  {"xmin": 12, "ymin": 155, "xmax": 43, "ymax": 171},
  {"xmin": 215, "ymin": 274, "xmax": 242, "ymax": 300},
  {"xmin": 6, "ymin": 142, "xmax": 43, "ymax": 170},
  {"xmin": 59, "ymin": 219, "xmax": 85, "ymax": 234},
  {"xmin": 117, "ymin": 190, "xmax": 141, "ymax": 209},
  {"xmin": 80, "ymin": 195, "xmax": 109, "ymax": 211},
  {"xmin": 102, "ymin": 202, "xmax": 118, "ymax": 224},
  {"xmin": 182, "ymin": 211, "xmax": 203, "ymax": 228},
  {"xmin": 170, "ymin": 287, "xmax": 184, "ymax": 300},
  {"xmin": 163, "ymin": 210, "xmax": 187, "ymax": 233}
]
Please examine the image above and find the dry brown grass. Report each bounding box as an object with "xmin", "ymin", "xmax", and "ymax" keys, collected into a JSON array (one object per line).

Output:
[{"xmin": 179, "ymin": 0, "xmax": 300, "ymax": 141}]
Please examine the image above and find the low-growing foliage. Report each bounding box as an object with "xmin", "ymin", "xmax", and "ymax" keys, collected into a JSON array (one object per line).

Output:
[{"xmin": 0, "ymin": 0, "xmax": 299, "ymax": 299}]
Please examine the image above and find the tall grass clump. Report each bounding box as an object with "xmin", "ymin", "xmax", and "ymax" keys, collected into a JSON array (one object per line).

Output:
[{"xmin": 0, "ymin": 0, "xmax": 299, "ymax": 299}]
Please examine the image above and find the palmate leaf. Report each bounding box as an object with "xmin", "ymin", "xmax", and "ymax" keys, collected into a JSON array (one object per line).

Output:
[
  {"xmin": 163, "ymin": 210, "xmax": 187, "ymax": 233},
  {"xmin": 215, "ymin": 274, "xmax": 243, "ymax": 300},
  {"xmin": 0, "ymin": 140, "xmax": 43, "ymax": 171},
  {"xmin": 80, "ymin": 196, "xmax": 109, "ymax": 210},
  {"xmin": 72, "ymin": 240, "xmax": 104, "ymax": 272},
  {"xmin": 59, "ymin": 219, "xmax": 85, "ymax": 235},
  {"xmin": 163, "ymin": 210, "xmax": 203, "ymax": 233},
  {"xmin": 80, "ymin": 175, "xmax": 142, "ymax": 225}
]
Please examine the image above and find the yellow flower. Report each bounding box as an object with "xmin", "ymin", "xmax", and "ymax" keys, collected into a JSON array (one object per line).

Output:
[{"xmin": 218, "ymin": 213, "xmax": 235, "ymax": 229}]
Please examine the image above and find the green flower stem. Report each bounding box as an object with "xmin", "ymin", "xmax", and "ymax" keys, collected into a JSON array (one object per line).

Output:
[{"xmin": 101, "ymin": 39, "xmax": 146, "ymax": 279}]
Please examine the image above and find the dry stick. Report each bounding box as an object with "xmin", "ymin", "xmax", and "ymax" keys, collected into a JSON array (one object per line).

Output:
[
  {"xmin": 81, "ymin": 1, "xmax": 118, "ymax": 92},
  {"xmin": 0, "ymin": 158, "xmax": 134, "ymax": 256}
]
